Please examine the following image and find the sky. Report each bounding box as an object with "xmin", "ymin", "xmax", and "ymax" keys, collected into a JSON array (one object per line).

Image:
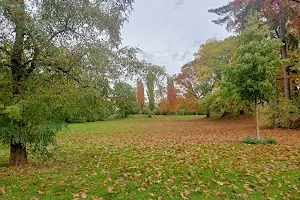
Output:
[{"xmin": 121, "ymin": 0, "xmax": 231, "ymax": 76}]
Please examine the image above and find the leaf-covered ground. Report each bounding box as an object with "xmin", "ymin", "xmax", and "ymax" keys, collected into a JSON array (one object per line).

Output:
[{"xmin": 0, "ymin": 115, "xmax": 299, "ymax": 199}]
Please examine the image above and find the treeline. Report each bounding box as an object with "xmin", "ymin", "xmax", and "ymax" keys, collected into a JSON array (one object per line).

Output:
[{"xmin": 152, "ymin": 0, "xmax": 300, "ymax": 129}]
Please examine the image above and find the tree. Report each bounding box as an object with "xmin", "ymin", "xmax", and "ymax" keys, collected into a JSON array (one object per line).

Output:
[
  {"xmin": 114, "ymin": 83, "xmax": 137, "ymax": 118},
  {"xmin": 167, "ymin": 76, "xmax": 177, "ymax": 114},
  {"xmin": 200, "ymin": 93, "xmax": 215, "ymax": 118},
  {"xmin": 136, "ymin": 79, "xmax": 145, "ymax": 114},
  {"xmin": 175, "ymin": 97, "xmax": 201, "ymax": 115},
  {"xmin": 193, "ymin": 37, "xmax": 239, "ymax": 87},
  {"xmin": 158, "ymin": 98, "xmax": 169, "ymax": 115},
  {"xmin": 181, "ymin": 37, "xmax": 239, "ymax": 117},
  {"xmin": 222, "ymin": 15, "xmax": 282, "ymax": 139},
  {"xmin": 174, "ymin": 63, "xmax": 202, "ymax": 100},
  {"xmin": 143, "ymin": 63, "xmax": 166, "ymax": 115},
  {"xmin": 0, "ymin": 0, "xmax": 134, "ymax": 166}
]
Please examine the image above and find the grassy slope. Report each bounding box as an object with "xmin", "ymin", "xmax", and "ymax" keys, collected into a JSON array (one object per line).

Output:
[{"xmin": 0, "ymin": 115, "xmax": 299, "ymax": 200}]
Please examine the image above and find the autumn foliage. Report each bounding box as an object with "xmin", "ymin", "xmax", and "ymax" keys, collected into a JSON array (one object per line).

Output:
[
  {"xmin": 167, "ymin": 77, "xmax": 177, "ymax": 114},
  {"xmin": 136, "ymin": 79, "xmax": 145, "ymax": 114}
]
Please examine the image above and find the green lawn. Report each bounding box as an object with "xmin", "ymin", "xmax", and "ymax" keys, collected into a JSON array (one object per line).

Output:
[{"xmin": 0, "ymin": 115, "xmax": 299, "ymax": 199}]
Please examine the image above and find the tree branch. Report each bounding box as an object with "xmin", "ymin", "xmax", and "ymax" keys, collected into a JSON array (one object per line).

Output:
[
  {"xmin": 55, "ymin": 67, "xmax": 87, "ymax": 88},
  {"xmin": 25, "ymin": 18, "xmax": 71, "ymax": 74}
]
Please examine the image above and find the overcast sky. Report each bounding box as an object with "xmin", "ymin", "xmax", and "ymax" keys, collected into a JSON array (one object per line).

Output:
[{"xmin": 121, "ymin": 0, "xmax": 231, "ymax": 76}]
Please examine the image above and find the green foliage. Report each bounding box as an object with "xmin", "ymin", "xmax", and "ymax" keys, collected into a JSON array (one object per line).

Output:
[
  {"xmin": 260, "ymin": 97, "xmax": 300, "ymax": 128},
  {"xmin": 0, "ymin": 95, "xmax": 63, "ymax": 157},
  {"xmin": 66, "ymin": 90, "xmax": 112, "ymax": 123},
  {"xmin": 143, "ymin": 63, "xmax": 166, "ymax": 113},
  {"xmin": 114, "ymin": 82, "xmax": 137, "ymax": 118},
  {"xmin": 259, "ymin": 104, "xmax": 275, "ymax": 128},
  {"xmin": 191, "ymin": 35, "xmax": 241, "ymax": 118},
  {"xmin": 222, "ymin": 14, "xmax": 282, "ymax": 104},
  {"xmin": 0, "ymin": 0, "xmax": 137, "ymax": 165},
  {"xmin": 277, "ymin": 97, "xmax": 299, "ymax": 128},
  {"xmin": 0, "ymin": 68, "xmax": 12, "ymax": 107},
  {"xmin": 264, "ymin": 138, "xmax": 277, "ymax": 144},
  {"xmin": 195, "ymin": 36, "xmax": 239, "ymax": 87},
  {"xmin": 210, "ymin": 88, "xmax": 247, "ymax": 117},
  {"xmin": 242, "ymin": 137, "xmax": 277, "ymax": 145},
  {"xmin": 200, "ymin": 93, "xmax": 215, "ymax": 116}
]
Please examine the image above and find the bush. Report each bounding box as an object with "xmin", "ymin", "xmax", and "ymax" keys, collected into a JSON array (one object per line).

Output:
[
  {"xmin": 260, "ymin": 97, "xmax": 300, "ymax": 128},
  {"xmin": 241, "ymin": 137, "xmax": 277, "ymax": 145},
  {"xmin": 264, "ymin": 138, "xmax": 277, "ymax": 144},
  {"xmin": 241, "ymin": 137, "xmax": 261, "ymax": 144}
]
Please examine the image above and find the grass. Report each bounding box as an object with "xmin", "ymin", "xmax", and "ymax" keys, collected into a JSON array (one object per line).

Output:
[{"xmin": 0, "ymin": 115, "xmax": 299, "ymax": 199}]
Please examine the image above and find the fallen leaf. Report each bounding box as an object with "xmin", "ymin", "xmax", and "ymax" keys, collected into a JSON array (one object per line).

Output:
[
  {"xmin": 107, "ymin": 186, "xmax": 114, "ymax": 194},
  {"xmin": 38, "ymin": 190, "xmax": 45, "ymax": 195},
  {"xmin": 80, "ymin": 192, "xmax": 87, "ymax": 199},
  {"xmin": 0, "ymin": 185, "xmax": 5, "ymax": 195}
]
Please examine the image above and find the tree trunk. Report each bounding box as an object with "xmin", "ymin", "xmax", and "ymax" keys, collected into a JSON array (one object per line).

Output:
[
  {"xmin": 255, "ymin": 103, "xmax": 260, "ymax": 140},
  {"xmin": 206, "ymin": 112, "xmax": 210, "ymax": 118},
  {"xmin": 272, "ymin": 79, "xmax": 279, "ymax": 128},
  {"xmin": 279, "ymin": 6, "xmax": 291, "ymax": 100},
  {"xmin": 9, "ymin": 143, "xmax": 28, "ymax": 166},
  {"xmin": 9, "ymin": 1, "xmax": 28, "ymax": 166},
  {"xmin": 239, "ymin": 109, "xmax": 244, "ymax": 115}
]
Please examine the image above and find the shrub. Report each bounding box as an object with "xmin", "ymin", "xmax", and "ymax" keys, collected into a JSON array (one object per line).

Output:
[
  {"xmin": 264, "ymin": 138, "xmax": 277, "ymax": 144},
  {"xmin": 241, "ymin": 137, "xmax": 261, "ymax": 144},
  {"xmin": 241, "ymin": 137, "xmax": 277, "ymax": 145},
  {"xmin": 260, "ymin": 97, "xmax": 300, "ymax": 128}
]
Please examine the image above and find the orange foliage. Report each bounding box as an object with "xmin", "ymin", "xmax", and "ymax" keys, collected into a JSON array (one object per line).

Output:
[
  {"xmin": 136, "ymin": 80, "xmax": 145, "ymax": 114},
  {"xmin": 167, "ymin": 85, "xmax": 177, "ymax": 114},
  {"xmin": 158, "ymin": 98, "xmax": 169, "ymax": 114},
  {"xmin": 158, "ymin": 96, "xmax": 200, "ymax": 115},
  {"xmin": 176, "ymin": 97, "xmax": 201, "ymax": 114}
]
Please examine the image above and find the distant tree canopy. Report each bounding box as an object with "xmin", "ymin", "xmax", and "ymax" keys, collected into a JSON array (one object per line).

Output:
[{"xmin": 114, "ymin": 82, "xmax": 137, "ymax": 118}]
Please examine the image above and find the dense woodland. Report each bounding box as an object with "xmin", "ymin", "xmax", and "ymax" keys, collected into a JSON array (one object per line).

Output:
[{"xmin": 0, "ymin": 0, "xmax": 300, "ymax": 167}]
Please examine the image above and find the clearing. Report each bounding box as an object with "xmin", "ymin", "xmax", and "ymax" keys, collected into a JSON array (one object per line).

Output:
[{"xmin": 0, "ymin": 115, "xmax": 299, "ymax": 199}]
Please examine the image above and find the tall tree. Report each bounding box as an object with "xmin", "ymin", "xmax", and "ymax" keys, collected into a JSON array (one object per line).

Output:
[
  {"xmin": 143, "ymin": 63, "xmax": 166, "ymax": 114},
  {"xmin": 167, "ymin": 76, "xmax": 177, "ymax": 114},
  {"xmin": 181, "ymin": 37, "xmax": 239, "ymax": 117},
  {"xmin": 222, "ymin": 15, "xmax": 282, "ymax": 139},
  {"xmin": 0, "ymin": 0, "xmax": 134, "ymax": 166},
  {"xmin": 193, "ymin": 37, "xmax": 239, "ymax": 89},
  {"xmin": 174, "ymin": 63, "xmax": 202, "ymax": 100},
  {"xmin": 136, "ymin": 79, "xmax": 145, "ymax": 114}
]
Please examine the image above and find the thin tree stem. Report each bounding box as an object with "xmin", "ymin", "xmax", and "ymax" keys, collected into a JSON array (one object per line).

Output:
[{"xmin": 256, "ymin": 103, "xmax": 260, "ymax": 140}]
